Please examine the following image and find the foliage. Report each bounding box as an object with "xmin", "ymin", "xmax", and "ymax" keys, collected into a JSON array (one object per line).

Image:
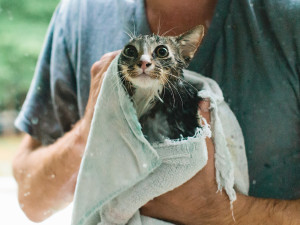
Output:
[{"xmin": 0, "ymin": 0, "xmax": 59, "ymax": 110}]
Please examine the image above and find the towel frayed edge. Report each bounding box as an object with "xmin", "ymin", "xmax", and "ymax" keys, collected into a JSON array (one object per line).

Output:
[{"xmin": 152, "ymin": 118, "xmax": 211, "ymax": 149}]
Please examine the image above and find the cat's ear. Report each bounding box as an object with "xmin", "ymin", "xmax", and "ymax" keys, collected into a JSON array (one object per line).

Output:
[{"xmin": 176, "ymin": 25, "xmax": 204, "ymax": 64}]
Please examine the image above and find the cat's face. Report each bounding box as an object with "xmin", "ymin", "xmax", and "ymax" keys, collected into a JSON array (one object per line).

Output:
[{"xmin": 118, "ymin": 25, "xmax": 204, "ymax": 89}]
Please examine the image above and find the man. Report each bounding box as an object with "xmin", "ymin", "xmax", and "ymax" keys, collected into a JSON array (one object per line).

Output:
[{"xmin": 13, "ymin": 0, "xmax": 300, "ymax": 224}]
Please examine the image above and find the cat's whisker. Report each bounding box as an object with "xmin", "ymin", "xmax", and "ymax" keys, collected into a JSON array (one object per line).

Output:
[
  {"xmin": 107, "ymin": 79, "xmax": 121, "ymax": 98},
  {"xmin": 169, "ymin": 76, "xmax": 192, "ymax": 97},
  {"xmin": 165, "ymin": 70, "xmax": 199, "ymax": 93},
  {"xmin": 165, "ymin": 71, "xmax": 190, "ymax": 87},
  {"xmin": 156, "ymin": 15, "xmax": 162, "ymax": 36},
  {"xmin": 133, "ymin": 20, "xmax": 136, "ymax": 38},
  {"xmin": 116, "ymin": 73, "xmax": 137, "ymax": 98},
  {"xmin": 123, "ymin": 26, "xmax": 136, "ymax": 40},
  {"xmin": 166, "ymin": 72, "xmax": 194, "ymax": 92},
  {"xmin": 123, "ymin": 31, "xmax": 133, "ymax": 40},
  {"xmin": 161, "ymin": 76, "xmax": 176, "ymax": 108},
  {"xmin": 166, "ymin": 77, "xmax": 184, "ymax": 109},
  {"xmin": 161, "ymin": 26, "xmax": 179, "ymax": 36},
  {"xmin": 116, "ymin": 25, "xmax": 205, "ymax": 141},
  {"xmin": 183, "ymin": 42, "xmax": 198, "ymax": 49},
  {"xmin": 111, "ymin": 75, "xmax": 124, "ymax": 91},
  {"xmin": 160, "ymin": 76, "xmax": 172, "ymax": 102},
  {"xmin": 117, "ymin": 63, "xmax": 129, "ymax": 66},
  {"xmin": 161, "ymin": 83, "xmax": 167, "ymax": 99},
  {"xmin": 166, "ymin": 85, "xmax": 176, "ymax": 109}
]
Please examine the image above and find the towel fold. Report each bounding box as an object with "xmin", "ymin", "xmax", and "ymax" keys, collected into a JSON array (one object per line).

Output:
[{"xmin": 71, "ymin": 55, "xmax": 249, "ymax": 225}]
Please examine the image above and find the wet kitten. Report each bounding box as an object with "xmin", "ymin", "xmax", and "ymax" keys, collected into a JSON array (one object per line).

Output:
[{"xmin": 118, "ymin": 25, "xmax": 205, "ymax": 143}]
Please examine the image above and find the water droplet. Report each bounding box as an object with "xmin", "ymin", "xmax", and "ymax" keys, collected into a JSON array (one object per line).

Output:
[
  {"xmin": 43, "ymin": 210, "xmax": 51, "ymax": 215},
  {"xmin": 27, "ymin": 173, "xmax": 31, "ymax": 178},
  {"xmin": 142, "ymin": 163, "xmax": 147, "ymax": 168},
  {"xmin": 51, "ymin": 174, "xmax": 55, "ymax": 179},
  {"xmin": 31, "ymin": 117, "xmax": 39, "ymax": 125},
  {"xmin": 24, "ymin": 192, "xmax": 31, "ymax": 197},
  {"xmin": 252, "ymin": 180, "xmax": 256, "ymax": 185}
]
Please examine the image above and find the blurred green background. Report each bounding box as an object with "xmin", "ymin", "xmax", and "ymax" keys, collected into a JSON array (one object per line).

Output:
[
  {"xmin": 0, "ymin": 0, "xmax": 59, "ymax": 110},
  {"xmin": 0, "ymin": 0, "xmax": 59, "ymax": 176}
]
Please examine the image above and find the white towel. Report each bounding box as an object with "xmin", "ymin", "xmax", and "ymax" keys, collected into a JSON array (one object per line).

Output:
[{"xmin": 71, "ymin": 55, "xmax": 249, "ymax": 225}]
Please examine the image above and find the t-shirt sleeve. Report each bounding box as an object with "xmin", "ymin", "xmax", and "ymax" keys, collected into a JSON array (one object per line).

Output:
[{"xmin": 15, "ymin": 3, "xmax": 80, "ymax": 145}]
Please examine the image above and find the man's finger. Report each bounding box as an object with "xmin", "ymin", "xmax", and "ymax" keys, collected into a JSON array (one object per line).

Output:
[
  {"xmin": 90, "ymin": 50, "xmax": 121, "ymax": 77},
  {"xmin": 198, "ymin": 99, "xmax": 211, "ymax": 124}
]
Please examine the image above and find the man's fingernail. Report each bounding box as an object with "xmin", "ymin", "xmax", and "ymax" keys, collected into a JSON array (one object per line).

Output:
[{"xmin": 199, "ymin": 100, "xmax": 210, "ymax": 112}]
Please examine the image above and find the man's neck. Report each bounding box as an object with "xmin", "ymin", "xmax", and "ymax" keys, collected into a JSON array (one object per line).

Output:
[{"xmin": 145, "ymin": 0, "xmax": 218, "ymax": 36}]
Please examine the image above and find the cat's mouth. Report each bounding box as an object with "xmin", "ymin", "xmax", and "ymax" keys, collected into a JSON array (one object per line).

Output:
[
  {"xmin": 138, "ymin": 72, "xmax": 151, "ymax": 78},
  {"xmin": 129, "ymin": 71, "xmax": 160, "ymax": 88}
]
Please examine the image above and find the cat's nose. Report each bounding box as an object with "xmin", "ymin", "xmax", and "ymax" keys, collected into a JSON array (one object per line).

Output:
[{"xmin": 138, "ymin": 61, "xmax": 152, "ymax": 70}]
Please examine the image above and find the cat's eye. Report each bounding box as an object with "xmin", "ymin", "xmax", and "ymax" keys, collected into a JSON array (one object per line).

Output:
[
  {"xmin": 123, "ymin": 45, "xmax": 138, "ymax": 58},
  {"xmin": 155, "ymin": 45, "xmax": 169, "ymax": 58}
]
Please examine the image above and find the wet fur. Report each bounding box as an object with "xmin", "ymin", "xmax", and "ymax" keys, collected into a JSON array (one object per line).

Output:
[
  {"xmin": 139, "ymin": 80, "xmax": 201, "ymax": 142},
  {"xmin": 118, "ymin": 27, "xmax": 204, "ymax": 143}
]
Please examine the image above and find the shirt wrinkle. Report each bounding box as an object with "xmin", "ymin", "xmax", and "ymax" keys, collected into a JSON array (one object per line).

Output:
[{"xmin": 15, "ymin": 0, "xmax": 300, "ymax": 199}]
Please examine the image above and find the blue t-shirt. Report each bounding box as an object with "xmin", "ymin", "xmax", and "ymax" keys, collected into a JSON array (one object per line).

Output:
[{"xmin": 16, "ymin": 0, "xmax": 300, "ymax": 199}]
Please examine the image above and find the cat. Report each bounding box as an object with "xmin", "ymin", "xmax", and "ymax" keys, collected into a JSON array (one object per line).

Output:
[{"xmin": 118, "ymin": 25, "xmax": 205, "ymax": 143}]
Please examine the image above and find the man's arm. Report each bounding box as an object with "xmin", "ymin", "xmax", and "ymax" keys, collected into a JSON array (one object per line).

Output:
[
  {"xmin": 233, "ymin": 195, "xmax": 300, "ymax": 225},
  {"xmin": 141, "ymin": 100, "xmax": 300, "ymax": 225},
  {"xmin": 141, "ymin": 178, "xmax": 300, "ymax": 225},
  {"xmin": 12, "ymin": 51, "xmax": 120, "ymax": 222},
  {"xmin": 12, "ymin": 128, "xmax": 85, "ymax": 222}
]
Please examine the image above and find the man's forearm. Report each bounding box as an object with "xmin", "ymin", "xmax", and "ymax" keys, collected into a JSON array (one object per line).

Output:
[
  {"xmin": 232, "ymin": 195, "xmax": 300, "ymax": 225},
  {"xmin": 12, "ymin": 119, "xmax": 88, "ymax": 222},
  {"xmin": 12, "ymin": 51, "xmax": 119, "ymax": 222},
  {"xmin": 142, "ymin": 186, "xmax": 300, "ymax": 225},
  {"xmin": 183, "ymin": 193, "xmax": 300, "ymax": 225}
]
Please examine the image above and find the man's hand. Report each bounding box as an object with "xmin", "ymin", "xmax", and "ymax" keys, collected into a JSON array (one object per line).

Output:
[
  {"xmin": 140, "ymin": 99, "xmax": 234, "ymax": 225},
  {"xmin": 141, "ymin": 100, "xmax": 300, "ymax": 225},
  {"xmin": 13, "ymin": 51, "xmax": 120, "ymax": 222},
  {"xmin": 80, "ymin": 50, "xmax": 121, "ymax": 141}
]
